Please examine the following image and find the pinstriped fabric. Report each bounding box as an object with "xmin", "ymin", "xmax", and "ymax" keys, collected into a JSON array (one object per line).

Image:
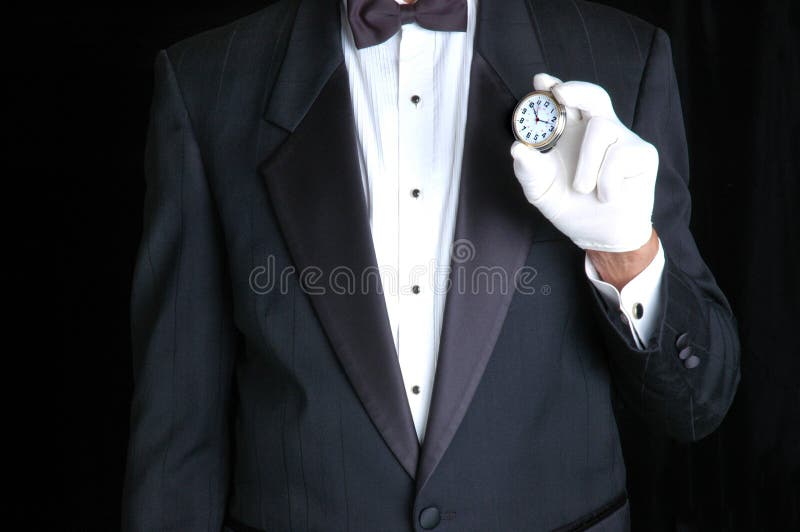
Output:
[
  {"xmin": 570, "ymin": 0, "xmax": 599, "ymax": 82},
  {"xmin": 124, "ymin": 48, "xmax": 239, "ymax": 531}
]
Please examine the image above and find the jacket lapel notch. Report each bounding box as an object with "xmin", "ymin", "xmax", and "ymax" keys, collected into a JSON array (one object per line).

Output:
[{"xmin": 262, "ymin": 0, "xmax": 344, "ymax": 132}]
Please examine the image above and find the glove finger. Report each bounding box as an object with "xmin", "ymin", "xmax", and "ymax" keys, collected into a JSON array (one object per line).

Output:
[
  {"xmin": 551, "ymin": 81, "xmax": 616, "ymax": 120},
  {"xmin": 599, "ymin": 139, "xmax": 658, "ymax": 203},
  {"xmin": 511, "ymin": 141, "xmax": 558, "ymax": 203},
  {"xmin": 573, "ymin": 116, "xmax": 620, "ymax": 195},
  {"xmin": 533, "ymin": 73, "xmax": 562, "ymax": 91},
  {"xmin": 595, "ymin": 143, "xmax": 625, "ymax": 203},
  {"xmin": 510, "ymin": 140, "xmax": 534, "ymax": 160},
  {"xmin": 533, "ymin": 74, "xmax": 581, "ymax": 122}
]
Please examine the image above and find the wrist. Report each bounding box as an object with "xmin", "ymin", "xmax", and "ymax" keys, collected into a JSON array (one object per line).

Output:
[{"xmin": 586, "ymin": 228, "xmax": 659, "ymax": 291}]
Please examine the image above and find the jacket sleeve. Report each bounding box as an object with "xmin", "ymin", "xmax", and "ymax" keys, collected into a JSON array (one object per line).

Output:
[
  {"xmin": 121, "ymin": 49, "xmax": 239, "ymax": 531},
  {"xmin": 593, "ymin": 27, "xmax": 741, "ymax": 442}
]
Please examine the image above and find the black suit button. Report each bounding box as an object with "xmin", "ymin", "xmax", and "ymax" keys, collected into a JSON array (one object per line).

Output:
[
  {"xmin": 419, "ymin": 506, "xmax": 441, "ymax": 529},
  {"xmin": 678, "ymin": 346, "xmax": 693, "ymax": 361},
  {"xmin": 675, "ymin": 332, "xmax": 690, "ymax": 349},
  {"xmin": 685, "ymin": 355, "xmax": 700, "ymax": 369}
]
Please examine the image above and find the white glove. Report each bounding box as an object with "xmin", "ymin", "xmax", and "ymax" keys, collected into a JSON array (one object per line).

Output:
[{"xmin": 511, "ymin": 73, "xmax": 659, "ymax": 252}]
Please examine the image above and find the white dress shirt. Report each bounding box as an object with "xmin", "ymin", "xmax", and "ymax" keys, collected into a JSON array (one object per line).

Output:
[{"xmin": 340, "ymin": 0, "xmax": 664, "ymax": 442}]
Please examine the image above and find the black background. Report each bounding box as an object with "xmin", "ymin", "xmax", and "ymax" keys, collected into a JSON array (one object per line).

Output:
[{"xmin": 13, "ymin": 0, "xmax": 797, "ymax": 530}]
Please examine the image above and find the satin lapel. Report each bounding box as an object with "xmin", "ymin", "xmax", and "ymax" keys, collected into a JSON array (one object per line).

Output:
[
  {"xmin": 415, "ymin": 0, "xmax": 552, "ymax": 493},
  {"xmin": 258, "ymin": 0, "xmax": 419, "ymax": 479}
]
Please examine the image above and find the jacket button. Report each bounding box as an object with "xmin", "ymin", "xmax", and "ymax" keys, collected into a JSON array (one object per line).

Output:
[
  {"xmin": 685, "ymin": 355, "xmax": 700, "ymax": 369},
  {"xmin": 675, "ymin": 332, "xmax": 690, "ymax": 349},
  {"xmin": 678, "ymin": 346, "xmax": 693, "ymax": 360},
  {"xmin": 419, "ymin": 506, "xmax": 441, "ymax": 529}
]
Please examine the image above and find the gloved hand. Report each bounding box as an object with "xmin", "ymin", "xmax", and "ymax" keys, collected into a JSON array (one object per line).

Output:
[{"xmin": 510, "ymin": 73, "xmax": 659, "ymax": 252}]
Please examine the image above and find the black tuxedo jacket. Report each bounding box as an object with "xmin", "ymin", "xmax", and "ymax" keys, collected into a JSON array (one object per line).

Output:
[{"xmin": 122, "ymin": 1, "xmax": 741, "ymax": 530}]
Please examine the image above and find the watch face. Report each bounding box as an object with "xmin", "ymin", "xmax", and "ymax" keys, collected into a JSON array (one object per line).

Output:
[{"xmin": 512, "ymin": 91, "xmax": 566, "ymax": 150}]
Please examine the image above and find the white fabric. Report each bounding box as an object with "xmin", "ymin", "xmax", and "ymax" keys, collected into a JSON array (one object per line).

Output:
[
  {"xmin": 341, "ymin": 2, "xmax": 664, "ymax": 442},
  {"xmin": 511, "ymin": 73, "xmax": 659, "ymax": 252}
]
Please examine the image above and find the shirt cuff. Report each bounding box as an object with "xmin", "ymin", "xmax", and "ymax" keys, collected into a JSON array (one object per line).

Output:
[{"xmin": 584, "ymin": 238, "xmax": 666, "ymax": 350}]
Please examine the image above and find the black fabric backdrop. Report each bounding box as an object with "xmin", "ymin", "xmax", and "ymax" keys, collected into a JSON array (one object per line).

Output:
[{"xmin": 18, "ymin": 0, "xmax": 795, "ymax": 530}]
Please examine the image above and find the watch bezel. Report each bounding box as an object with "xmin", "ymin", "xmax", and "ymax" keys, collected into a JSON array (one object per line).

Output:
[{"xmin": 511, "ymin": 90, "xmax": 567, "ymax": 151}]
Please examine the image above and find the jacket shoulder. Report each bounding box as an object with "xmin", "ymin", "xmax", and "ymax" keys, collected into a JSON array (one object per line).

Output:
[
  {"xmin": 154, "ymin": 1, "xmax": 295, "ymax": 132},
  {"xmin": 163, "ymin": 1, "xmax": 291, "ymax": 72},
  {"xmin": 572, "ymin": 0, "xmax": 659, "ymax": 56},
  {"xmin": 543, "ymin": 0, "xmax": 663, "ymax": 124}
]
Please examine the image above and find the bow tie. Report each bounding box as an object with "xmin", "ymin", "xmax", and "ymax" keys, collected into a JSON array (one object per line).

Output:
[{"xmin": 347, "ymin": 0, "xmax": 468, "ymax": 49}]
